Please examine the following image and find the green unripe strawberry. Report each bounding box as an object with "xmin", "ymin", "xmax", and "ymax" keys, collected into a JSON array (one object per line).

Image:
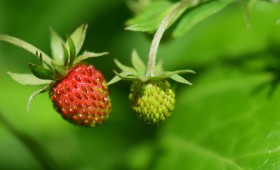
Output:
[
  {"xmin": 129, "ymin": 80, "xmax": 175, "ymax": 124},
  {"xmin": 1, "ymin": 24, "xmax": 112, "ymax": 127},
  {"xmin": 108, "ymin": 50, "xmax": 194, "ymax": 125}
]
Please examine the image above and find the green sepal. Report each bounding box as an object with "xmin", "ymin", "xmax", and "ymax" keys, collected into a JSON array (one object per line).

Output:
[
  {"xmin": 27, "ymin": 85, "xmax": 50, "ymax": 112},
  {"xmin": 37, "ymin": 51, "xmax": 43, "ymax": 66},
  {"xmin": 154, "ymin": 69, "xmax": 195, "ymax": 79},
  {"xmin": 109, "ymin": 71, "xmax": 148, "ymax": 84},
  {"xmin": 67, "ymin": 36, "xmax": 76, "ymax": 66},
  {"xmin": 114, "ymin": 59, "xmax": 138, "ymax": 74},
  {"xmin": 7, "ymin": 72, "xmax": 52, "ymax": 85},
  {"xmin": 131, "ymin": 49, "xmax": 146, "ymax": 74},
  {"xmin": 69, "ymin": 24, "xmax": 88, "ymax": 55},
  {"xmin": 0, "ymin": 34, "xmax": 53, "ymax": 66},
  {"xmin": 61, "ymin": 43, "xmax": 69, "ymax": 66},
  {"xmin": 154, "ymin": 60, "xmax": 164, "ymax": 75},
  {"xmin": 170, "ymin": 74, "xmax": 192, "ymax": 85},
  {"xmin": 29, "ymin": 63, "xmax": 55, "ymax": 80},
  {"xmin": 110, "ymin": 50, "xmax": 194, "ymax": 85},
  {"xmin": 113, "ymin": 71, "xmax": 138, "ymax": 81},
  {"xmin": 108, "ymin": 72, "xmax": 131, "ymax": 85},
  {"xmin": 49, "ymin": 28, "xmax": 64, "ymax": 65},
  {"xmin": 74, "ymin": 51, "xmax": 109, "ymax": 64}
]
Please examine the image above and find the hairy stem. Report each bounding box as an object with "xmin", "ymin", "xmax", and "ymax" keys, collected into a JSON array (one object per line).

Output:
[{"xmin": 146, "ymin": 0, "xmax": 198, "ymax": 76}]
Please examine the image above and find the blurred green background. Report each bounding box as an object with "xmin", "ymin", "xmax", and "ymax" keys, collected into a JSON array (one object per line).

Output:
[{"xmin": 0, "ymin": 0, "xmax": 280, "ymax": 169}]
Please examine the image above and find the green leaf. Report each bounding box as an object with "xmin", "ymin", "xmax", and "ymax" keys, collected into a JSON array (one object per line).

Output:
[
  {"xmin": 7, "ymin": 72, "xmax": 52, "ymax": 85},
  {"xmin": 125, "ymin": 0, "xmax": 151, "ymax": 14},
  {"xmin": 154, "ymin": 69, "xmax": 276, "ymax": 169},
  {"xmin": 126, "ymin": 0, "xmax": 198, "ymax": 32},
  {"xmin": 67, "ymin": 37, "xmax": 76, "ymax": 66},
  {"xmin": 131, "ymin": 49, "xmax": 146, "ymax": 74},
  {"xmin": 114, "ymin": 59, "xmax": 138, "ymax": 74},
  {"xmin": 173, "ymin": 0, "xmax": 236, "ymax": 37},
  {"xmin": 170, "ymin": 74, "xmax": 192, "ymax": 85},
  {"xmin": 0, "ymin": 34, "xmax": 53, "ymax": 66},
  {"xmin": 49, "ymin": 28, "xmax": 64, "ymax": 65},
  {"xmin": 28, "ymin": 64, "xmax": 54, "ymax": 80},
  {"xmin": 125, "ymin": 1, "xmax": 173, "ymax": 32},
  {"xmin": 27, "ymin": 86, "xmax": 49, "ymax": 112},
  {"xmin": 74, "ymin": 51, "xmax": 109, "ymax": 64},
  {"xmin": 69, "ymin": 24, "xmax": 88, "ymax": 54}
]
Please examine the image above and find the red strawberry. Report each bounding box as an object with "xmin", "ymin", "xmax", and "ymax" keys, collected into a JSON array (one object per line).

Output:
[
  {"xmin": 1, "ymin": 24, "xmax": 112, "ymax": 127},
  {"xmin": 50, "ymin": 65, "xmax": 111, "ymax": 126}
]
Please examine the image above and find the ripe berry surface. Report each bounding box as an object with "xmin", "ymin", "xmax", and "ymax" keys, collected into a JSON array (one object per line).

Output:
[
  {"xmin": 50, "ymin": 65, "xmax": 111, "ymax": 127},
  {"xmin": 129, "ymin": 80, "xmax": 175, "ymax": 124}
]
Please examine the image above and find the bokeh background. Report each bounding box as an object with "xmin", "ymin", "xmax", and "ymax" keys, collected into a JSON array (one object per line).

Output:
[{"xmin": 0, "ymin": 0, "xmax": 280, "ymax": 169}]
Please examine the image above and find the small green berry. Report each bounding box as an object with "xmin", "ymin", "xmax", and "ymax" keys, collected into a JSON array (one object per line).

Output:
[{"xmin": 129, "ymin": 80, "xmax": 175, "ymax": 124}]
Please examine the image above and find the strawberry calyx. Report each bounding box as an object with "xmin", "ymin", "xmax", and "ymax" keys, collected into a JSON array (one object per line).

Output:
[
  {"xmin": 108, "ymin": 49, "xmax": 195, "ymax": 85},
  {"xmin": 108, "ymin": 49, "xmax": 194, "ymax": 125},
  {"xmin": 0, "ymin": 24, "xmax": 109, "ymax": 111}
]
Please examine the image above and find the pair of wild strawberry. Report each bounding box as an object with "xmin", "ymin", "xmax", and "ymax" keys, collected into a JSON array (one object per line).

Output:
[{"xmin": 0, "ymin": 24, "xmax": 194, "ymax": 127}]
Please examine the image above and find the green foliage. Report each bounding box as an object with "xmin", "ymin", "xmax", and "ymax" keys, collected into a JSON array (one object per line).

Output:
[
  {"xmin": 125, "ymin": 0, "xmax": 237, "ymax": 37},
  {"xmin": 0, "ymin": 0, "xmax": 280, "ymax": 169},
  {"xmin": 125, "ymin": 1, "xmax": 173, "ymax": 32},
  {"xmin": 173, "ymin": 0, "xmax": 236, "ymax": 37},
  {"xmin": 109, "ymin": 49, "xmax": 194, "ymax": 84}
]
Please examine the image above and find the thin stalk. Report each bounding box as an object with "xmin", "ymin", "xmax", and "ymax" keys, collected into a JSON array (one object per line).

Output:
[{"xmin": 146, "ymin": 0, "xmax": 197, "ymax": 77}]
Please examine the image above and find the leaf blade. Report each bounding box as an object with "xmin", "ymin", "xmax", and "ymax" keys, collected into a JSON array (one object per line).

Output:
[
  {"xmin": 125, "ymin": 1, "xmax": 173, "ymax": 32},
  {"xmin": 173, "ymin": 0, "xmax": 236, "ymax": 37}
]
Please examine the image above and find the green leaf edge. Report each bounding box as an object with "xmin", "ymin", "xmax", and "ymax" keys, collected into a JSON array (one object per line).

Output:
[{"xmin": 173, "ymin": 0, "xmax": 236, "ymax": 37}]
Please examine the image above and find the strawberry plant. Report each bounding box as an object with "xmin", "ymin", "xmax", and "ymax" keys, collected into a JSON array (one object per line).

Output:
[
  {"xmin": 0, "ymin": 0, "xmax": 280, "ymax": 170},
  {"xmin": 0, "ymin": 25, "xmax": 111, "ymax": 127}
]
